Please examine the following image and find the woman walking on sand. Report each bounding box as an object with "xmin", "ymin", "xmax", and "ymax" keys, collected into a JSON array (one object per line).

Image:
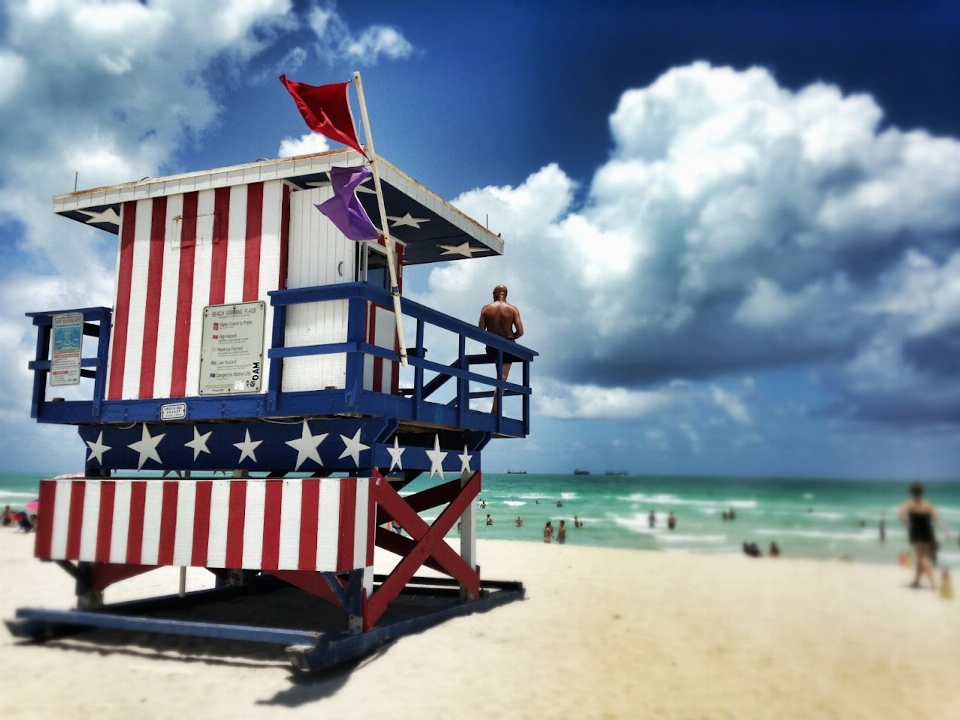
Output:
[
  {"xmin": 898, "ymin": 481, "xmax": 950, "ymax": 590},
  {"xmin": 543, "ymin": 521, "xmax": 554, "ymax": 543}
]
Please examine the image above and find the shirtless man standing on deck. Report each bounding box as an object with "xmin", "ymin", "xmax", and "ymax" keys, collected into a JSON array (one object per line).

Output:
[{"xmin": 479, "ymin": 284, "xmax": 524, "ymax": 413}]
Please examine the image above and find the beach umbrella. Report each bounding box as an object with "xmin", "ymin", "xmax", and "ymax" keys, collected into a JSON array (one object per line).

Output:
[{"xmin": 25, "ymin": 499, "xmax": 39, "ymax": 511}]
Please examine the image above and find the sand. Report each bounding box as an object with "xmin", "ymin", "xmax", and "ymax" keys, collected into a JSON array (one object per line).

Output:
[{"xmin": 1, "ymin": 529, "xmax": 958, "ymax": 719}]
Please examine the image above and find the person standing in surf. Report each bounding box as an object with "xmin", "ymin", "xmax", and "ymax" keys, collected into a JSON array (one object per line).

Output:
[
  {"xmin": 898, "ymin": 482, "xmax": 950, "ymax": 590},
  {"xmin": 543, "ymin": 521, "xmax": 554, "ymax": 543},
  {"xmin": 479, "ymin": 284, "xmax": 524, "ymax": 413}
]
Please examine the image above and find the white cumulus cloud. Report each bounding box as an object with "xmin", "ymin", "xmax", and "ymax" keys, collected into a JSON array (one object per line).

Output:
[
  {"xmin": 309, "ymin": 2, "xmax": 413, "ymax": 66},
  {"xmin": 279, "ymin": 132, "xmax": 331, "ymax": 157},
  {"xmin": 0, "ymin": 0, "xmax": 416, "ymax": 470},
  {"xmin": 416, "ymin": 62, "xmax": 960, "ymax": 428}
]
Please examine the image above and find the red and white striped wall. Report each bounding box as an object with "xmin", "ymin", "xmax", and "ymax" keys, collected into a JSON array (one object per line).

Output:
[
  {"xmin": 107, "ymin": 181, "xmax": 289, "ymax": 400},
  {"xmin": 34, "ymin": 476, "xmax": 374, "ymax": 573},
  {"xmin": 364, "ymin": 303, "xmax": 400, "ymax": 394}
]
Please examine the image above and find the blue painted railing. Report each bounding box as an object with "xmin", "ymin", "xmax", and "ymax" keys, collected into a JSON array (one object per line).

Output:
[
  {"xmin": 25, "ymin": 284, "xmax": 536, "ymax": 438},
  {"xmin": 267, "ymin": 283, "xmax": 536, "ymax": 437},
  {"xmin": 25, "ymin": 306, "xmax": 113, "ymax": 421}
]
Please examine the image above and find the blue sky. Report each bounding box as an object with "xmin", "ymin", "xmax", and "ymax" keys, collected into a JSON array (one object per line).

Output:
[{"xmin": 1, "ymin": 0, "xmax": 959, "ymax": 479}]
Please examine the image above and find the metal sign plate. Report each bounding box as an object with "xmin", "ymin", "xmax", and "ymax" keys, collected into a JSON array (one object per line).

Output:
[
  {"xmin": 198, "ymin": 302, "xmax": 265, "ymax": 395},
  {"xmin": 51, "ymin": 312, "xmax": 83, "ymax": 386}
]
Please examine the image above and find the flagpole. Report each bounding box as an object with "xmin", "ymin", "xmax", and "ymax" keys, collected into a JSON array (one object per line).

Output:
[{"xmin": 352, "ymin": 71, "xmax": 408, "ymax": 368}]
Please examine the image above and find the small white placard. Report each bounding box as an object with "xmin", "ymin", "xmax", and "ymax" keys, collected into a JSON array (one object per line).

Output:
[{"xmin": 160, "ymin": 402, "xmax": 187, "ymax": 420}]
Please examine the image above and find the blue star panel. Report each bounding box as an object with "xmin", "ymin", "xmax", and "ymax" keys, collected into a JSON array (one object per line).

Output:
[{"xmin": 77, "ymin": 420, "xmax": 481, "ymax": 476}]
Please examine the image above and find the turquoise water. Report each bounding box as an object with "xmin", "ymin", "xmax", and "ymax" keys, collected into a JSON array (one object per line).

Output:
[{"xmin": 3, "ymin": 472, "xmax": 958, "ymax": 567}]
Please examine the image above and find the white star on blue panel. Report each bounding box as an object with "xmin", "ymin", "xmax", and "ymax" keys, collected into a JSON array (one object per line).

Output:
[
  {"xmin": 387, "ymin": 437, "xmax": 405, "ymax": 472},
  {"xmin": 387, "ymin": 212, "xmax": 430, "ymax": 229},
  {"xmin": 338, "ymin": 429, "xmax": 370, "ymax": 467},
  {"xmin": 185, "ymin": 426, "xmax": 213, "ymax": 461},
  {"xmin": 459, "ymin": 445, "xmax": 473, "ymax": 474},
  {"xmin": 425, "ymin": 434, "xmax": 447, "ymax": 480},
  {"xmin": 86, "ymin": 431, "xmax": 111, "ymax": 465},
  {"xmin": 439, "ymin": 242, "xmax": 482, "ymax": 258},
  {"xmin": 285, "ymin": 421, "xmax": 327, "ymax": 470},
  {"xmin": 234, "ymin": 429, "xmax": 262, "ymax": 464},
  {"xmin": 78, "ymin": 206, "xmax": 121, "ymax": 225},
  {"xmin": 128, "ymin": 424, "xmax": 165, "ymax": 470}
]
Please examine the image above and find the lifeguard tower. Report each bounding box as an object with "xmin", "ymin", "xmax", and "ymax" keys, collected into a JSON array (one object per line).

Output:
[{"xmin": 7, "ymin": 147, "xmax": 535, "ymax": 670}]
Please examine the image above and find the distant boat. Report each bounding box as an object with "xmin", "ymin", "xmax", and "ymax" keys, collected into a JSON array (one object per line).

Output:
[
  {"xmin": 605, "ymin": 471, "xmax": 628, "ymax": 476},
  {"xmin": 506, "ymin": 470, "xmax": 527, "ymax": 474},
  {"xmin": 573, "ymin": 469, "xmax": 590, "ymax": 475}
]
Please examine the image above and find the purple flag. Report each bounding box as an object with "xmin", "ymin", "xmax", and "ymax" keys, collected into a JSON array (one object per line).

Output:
[{"xmin": 316, "ymin": 165, "xmax": 380, "ymax": 241}]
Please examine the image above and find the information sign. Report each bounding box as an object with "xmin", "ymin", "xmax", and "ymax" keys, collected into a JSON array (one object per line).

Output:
[
  {"xmin": 198, "ymin": 301, "xmax": 265, "ymax": 395},
  {"xmin": 51, "ymin": 312, "xmax": 83, "ymax": 386}
]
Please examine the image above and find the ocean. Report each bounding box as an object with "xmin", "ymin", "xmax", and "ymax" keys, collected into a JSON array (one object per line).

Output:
[{"xmin": 3, "ymin": 471, "xmax": 958, "ymax": 568}]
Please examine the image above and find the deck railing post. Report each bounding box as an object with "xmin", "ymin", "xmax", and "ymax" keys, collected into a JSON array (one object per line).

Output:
[
  {"xmin": 494, "ymin": 349, "xmax": 503, "ymax": 433},
  {"xmin": 457, "ymin": 335, "xmax": 467, "ymax": 426},
  {"xmin": 267, "ymin": 301, "xmax": 287, "ymax": 411},
  {"xmin": 91, "ymin": 308, "xmax": 112, "ymax": 420},
  {"xmin": 413, "ymin": 317, "xmax": 425, "ymax": 420},
  {"xmin": 345, "ymin": 294, "xmax": 367, "ymax": 406},
  {"xmin": 522, "ymin": 358, "xmax": 531, "ymax": 436},
  {"xmin": 30, "ymin": 317, "xmax": 51, "ymax": 419}
]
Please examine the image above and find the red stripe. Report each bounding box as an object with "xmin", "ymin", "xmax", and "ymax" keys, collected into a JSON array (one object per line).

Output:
[
  {"xmin": 279, "ymin": 184, "xmax": 290, "ymax": 290},
  {"xmin": 260, "ymin": 480, "xmax": 282, "ymax": 571},
  {"xmin": 157, "ymin": 481, "xmax": 179, "ymax": 566},
  {"xmin": 369, "ymin": 303, "xmax": 383, "ymax": 392},
  {"xmin": 108, "ymin": 201, "xmax": 137, "ymax": 399},
  {"xmin": 337, "ymin": 479, "xmax": 357, "ymax": 571},
  {"xmin": 298, "ymin": 479, "xmax": 320, "ymax": 570},
  {"xmin": 138, "ymin": 196, "xmax": 167, "ymax": 399},
  {"xmin": 224, "ymin": 481, "xmax": 247, "ymax": 568},
  {"xmin": 95, "ymin": 481, "xmax": 116, "ymax": 562},
  {"xmin": 192, "ymin": 480, "xmax": 213, "ymax": 566},
  {"xmin": 170, "ymin": 192, "xmax": 198, "ymax": 397},
  {"xmin": 65, "ymin": 481, "xmax": 86, "ymax": 559},
  {"xmin": 33, "ymin": 480, "xmax": 56, "ymax": 559},
  {"xmin": 210, "ymin": 187, "xmax": 230, "ymax": 305},
  {"xmin": 243, "ymin": 182, "xmax": 263, "ymax": 301},
  {"xmin": 127, "ymin": 481, "xmax": 146, "ymax": 564}
]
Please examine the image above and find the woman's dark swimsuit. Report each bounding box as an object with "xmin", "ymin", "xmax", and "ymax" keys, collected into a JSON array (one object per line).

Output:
[{"xmin": 908, "ymin": 511, "xmax": 935, "ymax": 544}]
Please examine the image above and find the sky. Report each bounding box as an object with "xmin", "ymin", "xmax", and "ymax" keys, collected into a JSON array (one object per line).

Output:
[{"xmin": 1, "ymin": 0, "xmax": 959, "ymax": 480}]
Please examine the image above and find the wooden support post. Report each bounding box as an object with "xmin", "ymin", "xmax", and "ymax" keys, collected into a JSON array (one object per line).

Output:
[
  {"xmin": 459, "ymin": 469, "xmax": 477, "ymax": 601},
  {"xmin": 365, "ymin": 472, "xmax": 481, "ymax": 628},
  {"xmin": 75, "ymin": 562, "xmax": 103, "ymax": 609},
  {"xmin": 345, "ymin": 569, "xmax": 366, "ymax": 633}
]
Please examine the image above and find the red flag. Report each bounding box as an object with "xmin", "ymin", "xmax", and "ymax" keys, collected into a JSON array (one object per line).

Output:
[{"xmin": 279, "ymin": 75, "xmax": 366, "ymax": 156}]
